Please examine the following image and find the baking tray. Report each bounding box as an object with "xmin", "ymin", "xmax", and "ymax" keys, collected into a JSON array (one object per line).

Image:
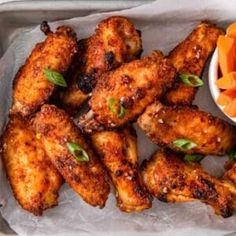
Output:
[{"xmin": 0, "ymin": 1, "xmax": 150, "ymax": 234}]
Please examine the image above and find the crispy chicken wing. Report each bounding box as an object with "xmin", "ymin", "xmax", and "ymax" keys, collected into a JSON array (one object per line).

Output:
[
  {"xmin": 11, "ymin": 22, "xmax": 77, "ymax": 117},
  {"xmin": 1, "ymin": 115, "xmax": 63, "ymax": 215},
  {"xmin": 137, "ymin": 102, "xmax": 236, "ymax": 155},
  {"xmin": 141, "ymin": 150, "xmax": 233, "ymax": 217},
  {"xmin": 78, "ymin": 51, "xmax": 176, "ymax": 132},
  {"xmin": 58, "ymin": 16, "xmax": 142, "ymax": 113},
  {"xmin": 222, "ymin": 162, "xmax": 236, "ymax": 211},
  {"xmin": 163, "ymin": 21, "xmax": 224, "ymax": 105},
  {"xmin": 91, "ymin": 127, "xmax": 152, "ymax": 212},
  {"xmin": 33, "ymin": 105, "xmax": 110, "ymax": 207}
]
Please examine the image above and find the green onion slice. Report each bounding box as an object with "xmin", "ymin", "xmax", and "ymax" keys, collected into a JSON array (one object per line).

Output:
[
  {"xmin": 66, "ymin": 142, "xmax": 89, "ymax": 162},
  {"xmin": 108, "ymin": 98, "xmax": 125, "ymax": 118},
  {"xmin": 229, "ymin": 150, "xmax": 236, "ymax": 161},
  {"xmin": 179, "ymin": 74, "xmax": 204, "ymax": 87},
  {"xmin": 184, "ymin": 154, "xmax": 204, "ymax": 162},
  {"xmin": 44, "ymin": 68, "xmax": 67, "ymax": 87},
  {"xmin": 173, "ymin": 138, "xmax": 197, "ymax": 150}
]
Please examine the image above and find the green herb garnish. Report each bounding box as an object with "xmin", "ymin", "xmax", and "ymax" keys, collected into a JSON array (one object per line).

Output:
[
  {"xmin": 44, "ymin": 68, "xmax": 67, "ymax": 87},
  {"xmin": 184, "ymin": 154, "xmax": 204, "ymax": 162},
  {"xmin": 173, "ymin": 139, "xmax": 197, "ymax": 150},
  {"xmin": 229, "ymin": 150, "xmax": 236, "ymax": 161},
  {"xmin": 179, "ymin": 74, "xmax": 204, "ymax": 87},
  {"xmin": 66, "ymin": 142, "xmax": 89, "ymax": 162},
  {"xmin": 108, "ymin": 98, "xmax": 125, "ymax": 118}
]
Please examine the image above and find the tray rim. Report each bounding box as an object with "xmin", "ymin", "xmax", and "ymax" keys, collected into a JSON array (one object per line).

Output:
[{"xmin": 0, "ymin": 0, "xmax": 148, "ymax": 12}]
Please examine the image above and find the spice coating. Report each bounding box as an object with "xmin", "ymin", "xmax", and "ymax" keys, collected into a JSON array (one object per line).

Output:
[
  {"xmin": 11, "ymin": 23, "xmax": 78, "ymax": 117},
  {"xmin": 58, "ymin": 16, "xmax": 142, "ymax": 113},
  {"xmin": 163, "ymin": 21, "xmax": 224, "ymax": 105},
  {"xmin": 33, "ymin": 105, "xmax": 110, "ymax": 207},
  {"xmin": 137, "ymin": 102, "xmax": 236, "ymax": 155},
  {"xmin": 141, "ymin": 150, "xmax": 233, "ymax": 218},
  {"xmin": 91, "ymin": 126, "xmax": 152, "ymax": 212},
  {"xmin": 1, "ymin": 115, "xmax": 63, "ymax": 215}
]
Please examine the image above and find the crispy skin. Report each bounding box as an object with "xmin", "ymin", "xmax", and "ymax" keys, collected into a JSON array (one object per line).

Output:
[
  {"xmin": 1, "ymin": 115, "xmax": 63, "ymax": 215},
  {"xmin": 11, "ymin": 24, "xmax": 78, "ymax": 117},
  {"xmin": 141, "ymin": 150, "xmax": 233, "ymax": 218},
  {"xmin": 79, "ymin": 51, "xmax": 176, "ymax": 132},
  {"xmin": 163, "ymin": 21, "xmax": 224, "ymax": 105},
  {"xmin": 33, "ymin": 105, "xmax": 110, "ymax": 207},
  {"xmin": 224, "ymin": 163, "xmax": 236, "ymax": 185},
  {"xmin": 137, "ymin": 102, "xmax": 236, "ymax": 155},
  {"xmin": 91, "ymin": 127, "xmax": 152, "ymax": 212},
  {"xmin": 58, "ymin": 16, "xmax": 142, "ymax": 113},
  {"xmin": 222, "ymin": 162, "xmax": 236, "ymax": 211}
]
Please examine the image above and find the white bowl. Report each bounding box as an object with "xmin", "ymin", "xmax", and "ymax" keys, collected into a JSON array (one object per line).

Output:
[{"xmin": 208, "ymin": 48, "xmax": 236, "ymax": 123}]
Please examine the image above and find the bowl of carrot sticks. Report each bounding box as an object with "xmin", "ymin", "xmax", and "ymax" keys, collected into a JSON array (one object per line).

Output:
[{"xmin": 209, "ymin": 22, "xmax": 236, "ymax": 123}]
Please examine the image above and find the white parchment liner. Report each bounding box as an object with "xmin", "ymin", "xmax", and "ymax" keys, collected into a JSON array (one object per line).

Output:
[{"xmin": 0, "ymin": 0, "xmax": 236, "ymax": 235}]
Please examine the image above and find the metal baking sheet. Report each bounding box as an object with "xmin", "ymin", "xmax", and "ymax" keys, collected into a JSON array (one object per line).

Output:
[{"xmin": 0, "ymin": 1, "xmax": 150, "ymax": 234}]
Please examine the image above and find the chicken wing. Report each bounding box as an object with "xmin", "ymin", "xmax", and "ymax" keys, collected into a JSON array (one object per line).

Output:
[
  {"xmin": 11, "ymin": 21, "xmax": 78, "ymax": 117},
  {"xmin": 78, "ymin": 51, "xmax": 176, "ymax": 132},
  {"xmin": 222, "ymin": 162, "xmax": 236, "ymax": 211},
  {"xmin": 137, "ymin": 102, "xmax": 236, "ymax": 155},
  {"xmin": 58, "ymin": 16, "xmax": 142, "ymax": 113},
  {"xmin": 163, "ymin": 21, "xmax": 224, "ymax": 105},
  {"xmin": 91, "ymin": 127, "xmax": 152, "ymax": 212},
  {"xmin": 1, "ymin": 115, "xmax": 63, "ymax": 215},
  {"xmin": 141, "ymin": 150, "xmax": 233, "ymax": 218},
  {"xmin": 33, "ymin": 104, "xmax": 110, "ymax": 207}
]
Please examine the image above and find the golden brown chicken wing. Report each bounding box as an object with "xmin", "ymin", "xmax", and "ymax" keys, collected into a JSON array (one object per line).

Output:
[
  {"xmin": 78, "ymin": 51, "xmax": 176, "ymax": 132},
  {"xmin": 141, "ymin": 150, "xmax": 233, "ymax": 217},
  {"xmin": 222, "ymin": 162, "xmax": 236, "ymax": 211},
  {"xmin": 33, "ymin": 104, "xmax": 110, "ymax": 207},
  {"xmin": 11, "ymin": 22, "xmax": 78, "ymax": 117},
  {"xmin": 58, "ymin": 16, "xmax": 142, "ymax": 113},
  {"xmin": 224, "ymin": 162, "xmax": 236, "ymax": 185},
  {"xmin": 163, "ymin": 21, "xmax": 224, "ymax": 105},
  {"xmin": 91, "ymin": 127, "xmax": 152, "ymax": 212},
  {"xmin": 137, "ymin": 102, "xmax": 236, "ymax": 155},
  {"xmin": 1, "ymin": 115, "xmax": 63, "ymax": 215}
]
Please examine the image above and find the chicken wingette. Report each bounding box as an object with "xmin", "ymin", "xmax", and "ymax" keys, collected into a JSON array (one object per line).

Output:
[
  {"xmin": 141, "ymin": 150, "xmax": 233, "ymax": 218},
  {"xmin": 33, "ymin": 104, "xmax": 110, "ymax": 207},
  {"xmin": 1, "ymin": 115, "xmax": 63, "ymax": 215},
  {"xmin": 58, "ymin": 16, "xmax": 142, "ymax": 113},
  {"xmin": 11, "ymin": 21, "xmax": 78, "ymax": 117},
  {"xmin": 78, "ymin": 51, "xmax": 176, "ymax": 132},
  {"xmin": 222, "ymin": 162, "xmax": 236, "ymax": 211},
  {"xmin": 91, "ymin": 127, "xmax": 152, "ymax": 212},
  {"xmin": 163, "ymin": 21, "xmax": 224, "ymax": 105},
  {"xmin": 137, "ymin": 102, "xmax": 236, "ymax": 155}
]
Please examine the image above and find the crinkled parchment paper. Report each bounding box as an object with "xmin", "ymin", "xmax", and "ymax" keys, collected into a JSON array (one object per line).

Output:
[{"xmin": 1, "ymin": 0, "xmax": 236, "ymax": 235}]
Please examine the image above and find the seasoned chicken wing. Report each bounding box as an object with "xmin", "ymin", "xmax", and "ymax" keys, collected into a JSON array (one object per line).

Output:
[
  {"xmin": 58, "ymin": 16, "xmax": 142, "ymax": 113},
  {"xmin": 79, "ymin": 51, "xmax": 176, "ymax": 132},
  {"xmin": 222, "ymin": 162, "xmax": 236, "ymax": 211},
  {"xmin": 11, "ymin": 22, "xmax": 77, "ymax": 117},
  {"xmin": 163, "ymin": 21, "xmax": 224, "ymax": 105},
  {"xmin": 1, "ymin": 115, "xmax": 63, "ymax": 215},
  {"xmin": 33, "ymin": 105, "xmax": 110, "ymax": 207},
  {"xmin": 141, "ymin": 150, "xmax": 233, "ymax": 217},
  {"xmin": 137, "ymin": 102, "xmax": 236, "ymax": 155},
  {"xmin": 91, "ymin": 127, "xmax": 152, "ymax": 212}
]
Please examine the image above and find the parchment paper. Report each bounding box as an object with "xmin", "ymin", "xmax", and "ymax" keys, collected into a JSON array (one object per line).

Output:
[{"xmin": 1, "ymin": 0, "xmax": 236, "ymax": 235}]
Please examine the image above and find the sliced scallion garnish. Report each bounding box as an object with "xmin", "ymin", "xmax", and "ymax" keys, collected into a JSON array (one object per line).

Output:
[
  {"xmin": 184, "ymin": 154, "xmax": 204, "ymax": 162},
  {"xmin": 229, "ymin": 150, "xmax": 236, "ymax": 161},
  {"xmin": 179, "ymin": 74, "xmax": 204, "ymax": 87},
  {"xmin": 44, "ymin": 68, "xmax": 67, "ymax": 87},
  {"xmin": 108, "ymin": 98, "xmax": 125, "ymax": 118},
  {"xmin": 173, "ymin": 138, "xmax": 197, "ymax": 150},
  {"xmin": 66, "ymin": 142, "xmax": 89, "ymax": 162}
]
